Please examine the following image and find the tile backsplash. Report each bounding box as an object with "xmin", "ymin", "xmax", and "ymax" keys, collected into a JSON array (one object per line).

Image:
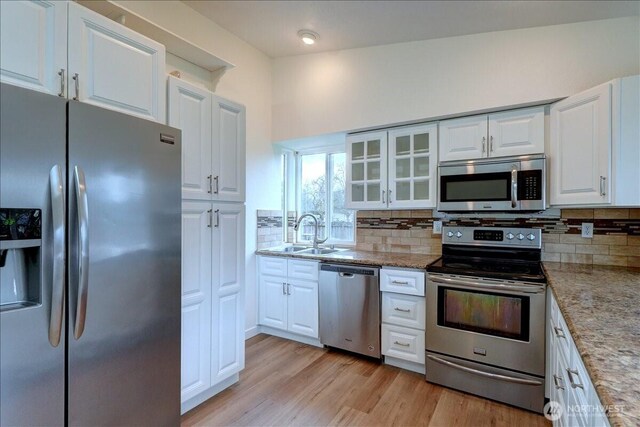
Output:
[{"xmin": 256, "ymin": 210, "xmax": 296, "ymax": 250}]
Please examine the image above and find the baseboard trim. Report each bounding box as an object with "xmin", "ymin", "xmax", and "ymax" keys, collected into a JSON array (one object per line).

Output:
[
  {"xmin": 257, "ymin": 325, "xmax": 323, "ymax": 348},
  {"xmin": 180, "ymin": 373, "xmax": 239, "ymax": 415},
  {"xmin": 384, "ymin": 356, "xmax": 425, "ymax": 374},
  {"xmin": 245, "ymin": 325, "xmax": 259, "ymax": 340}
]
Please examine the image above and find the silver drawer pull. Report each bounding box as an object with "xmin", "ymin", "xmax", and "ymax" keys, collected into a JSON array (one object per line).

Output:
[
  {"xmin": 393, "ymin": 341, "xmax": 410, "ymax": 347},
  {"xmin": 553, "ymin": 374, "xmax": 565, "ymax": 390},
  {"xmin": 553, "ymin": 326, "xmax": 566, "ymax": 339},
  {"xmin": 391, "ymin": 280, "xmax": 409, "ymax": 285},
  {"xmin": 394, "ymin": 307, "xmax": 410, "ymax": 313},
  {"xmin": 567, "ymin": 369, "xmax": 584, "ymax": 390}
]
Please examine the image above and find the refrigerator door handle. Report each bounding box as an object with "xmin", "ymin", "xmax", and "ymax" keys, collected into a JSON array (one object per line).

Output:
[
  {"xmin": 49, "ymin": 165, "xmax": 65, "ymax": 347},
  {"xmin": 73, "ymin": 166, "xmax": 90, "ymax": 340}
]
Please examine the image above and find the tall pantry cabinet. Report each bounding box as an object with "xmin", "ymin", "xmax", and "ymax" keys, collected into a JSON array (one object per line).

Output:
[{"xmin": 168, "ymin": 76, "xmax": 246, "ymax": 413}]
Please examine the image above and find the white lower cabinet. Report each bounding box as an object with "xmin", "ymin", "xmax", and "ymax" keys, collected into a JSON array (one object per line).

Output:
[
  {"xmin": 181, "ymin": 201, "xmax": 245, "ymax": 413},
  {"xmin": 547, "ymin": 292, "xmax": 610, "ymax": 427},
  {"xmin": 380, "ymin": 267, "xmax": 426, "ymax": 373},
  {"xmin": 258, "ymin": 256, "xmax": 319, "ymax": 340}
]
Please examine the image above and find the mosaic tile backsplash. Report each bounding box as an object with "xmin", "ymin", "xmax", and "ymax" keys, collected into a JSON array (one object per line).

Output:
[{"xmin": 257, "ymin": 208, "xmax": 640, "ymax": 267}]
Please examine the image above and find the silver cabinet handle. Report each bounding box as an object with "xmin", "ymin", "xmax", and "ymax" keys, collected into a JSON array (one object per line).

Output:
[
  {"xmin": 567, "ymin": 369, "xmax": 584, "ymax": 390},
  {"xmin": 553, "ymin": 326, "xmax": 566, "ymax": 339},
  {"xmin": 207, "ymin": 175, "xmax": 212, "ymax": 194},
  {"xmin": 481, "ymin": 136, "xmax": 486, "ymax": 154},
  {"xmin": 427, "ymin": 354, "xmax": 543, "ymax": 386},
  {"xmin": 49, "ymin": 165, "xmax": 65, "ymax": 347},
  {"xmin": 388, "ymin": 189, "xmax": 392, "ymax": 204},
  {"xmin": 394, "ymin": 341, "xmax": 410, "ymax": 347},
  {"xmin": 207, "ymin": 209, "xmax": 212, "ymax": 228},
  {"xmin": 394, "ymin": 307, "xmax": 410, "ymax": 313},
  {"xmin": 282, "ymin": 282, "xmax": 286, "ymax": 295},
  {"xmin": 72, "ymin": 73, "xmax": 79, "ymax": 100},
  {"xmin": 382, "ymin": 190, "xmax": 386, "ymax": 204},
  {"xmin": 600, "ymin": 176, "xmax": 606, "ymax": 196},
  {"xmin": 73, "ymin": 166, "xmax": 90, "ymax": 340},
  {"xmin": 287, "ymin": 283, "xmax": 291, "ymax": 295},
  {"xmin": 392, "ymin": 280, "xmax": 409, "ymax": 285},
  {"xmin": 511, "ymin": 166, "xmax": 518, "ymax": 208},
  {"xmin": 214, "ymin": 175, "xmax": 219, "ymax": 194},
  {"xmin": 553, "ymin": 374, "xmax": 565, "ymax": 390},
  {"xmin": 490, "ymin": 135, "xmax": 494, "ymax": 152},
  {"xmin": 214, "ymin": 209, "xmax": 220, "ymax": 227},
  {"xmin": 58, "ymin": 69, "xmax": 65, "ymax": 97}
]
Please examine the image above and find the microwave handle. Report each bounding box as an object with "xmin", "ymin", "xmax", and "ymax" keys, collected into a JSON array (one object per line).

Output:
[{"xmin": 511, "ymin": 167, "xmax": 517, "ymax": 208}]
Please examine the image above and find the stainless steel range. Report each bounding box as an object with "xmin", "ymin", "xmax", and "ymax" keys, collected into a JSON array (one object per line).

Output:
[{"xmin": 425, "ymin": 226, "xmax": 546, "ymax": 413}]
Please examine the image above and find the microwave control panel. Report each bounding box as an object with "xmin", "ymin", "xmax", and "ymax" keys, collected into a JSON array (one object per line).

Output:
[{"xmin": 517, "ymin": 170, "xmax": 542, "ymax": 200}]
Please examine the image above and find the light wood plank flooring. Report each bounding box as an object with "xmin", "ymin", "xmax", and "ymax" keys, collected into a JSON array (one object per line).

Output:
[{"xmin": 182, "ymin": 334, "xmax": 550, "ymax": 427}]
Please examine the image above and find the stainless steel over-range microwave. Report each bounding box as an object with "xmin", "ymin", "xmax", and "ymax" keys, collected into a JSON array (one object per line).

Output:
[{"xmin": 438, "ymin": 154, "xmax": 546, "ymax": 212}]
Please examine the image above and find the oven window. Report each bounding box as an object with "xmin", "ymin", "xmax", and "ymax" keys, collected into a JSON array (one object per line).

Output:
[
  {"xmin": 440, "ymin": 172, "xmax": 511, "ymax": 202},
  {"xmin": 437, "ymin": 287, "xmax": 530, "ymax": 341}
]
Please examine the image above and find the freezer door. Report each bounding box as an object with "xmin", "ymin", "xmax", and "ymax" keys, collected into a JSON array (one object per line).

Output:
[
  {"xmin": 0, "ymin": 84, "xmax": 66, "ymax": 426},
  {"xmin": 67, "ymin": 102, "xmax": 181, "ymax": 426}
]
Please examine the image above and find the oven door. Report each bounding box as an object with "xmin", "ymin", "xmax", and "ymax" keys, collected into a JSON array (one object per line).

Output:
[
  {"xmin": 426, "ymin": 273, "xmax": 546, "ymax": 376},
  {"xmin": 438, "ymin": 160, "xmax": 520, "ymax": 211}
]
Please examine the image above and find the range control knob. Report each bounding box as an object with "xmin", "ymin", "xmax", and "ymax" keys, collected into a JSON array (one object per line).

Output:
[
  {"xmin": 447, "ymin": 231, "xmax": 454, "ymax": 238},
  {"xmin": 516, "ymin": 233, "xmax": 525, "ymax": 240},
  {"xmin": 527, "ymin": 233, "xmax": 536, "ymax": 241},
  {"xmin": 506, "ymin": 232, "xmax": 515, "ymax": 240},
  {"xmin": 455, "ymin": 231, "xmax": 463, "ymax": 238}
]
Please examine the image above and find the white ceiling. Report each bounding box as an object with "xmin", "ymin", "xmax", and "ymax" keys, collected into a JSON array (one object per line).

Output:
[{"xmin": 183, "ymin": 1, "xmax": 640, "ymax": 58}]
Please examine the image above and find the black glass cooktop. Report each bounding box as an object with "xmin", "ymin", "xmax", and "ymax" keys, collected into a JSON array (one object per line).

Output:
[{"xmin": 427, "ymin": 256, "xmax": 546, "ymax": 283}]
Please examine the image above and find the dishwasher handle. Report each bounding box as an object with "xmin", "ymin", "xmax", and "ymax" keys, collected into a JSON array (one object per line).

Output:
[{"xmin": 320, "ymin": 263, "xmax": 379, "ymax": 276}]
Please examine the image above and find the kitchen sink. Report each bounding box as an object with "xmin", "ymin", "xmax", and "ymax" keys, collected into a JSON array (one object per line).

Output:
[
  {"xmin": 300, "ymin": 248, "xmax": 339, "ymax": 255},
  {"xmin": 268, "ymin": 245, "xmax": 309, "ymax": 253}
]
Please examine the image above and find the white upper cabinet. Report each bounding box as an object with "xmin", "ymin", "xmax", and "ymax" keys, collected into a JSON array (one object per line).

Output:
[
  {"xmin": 68, "ymin": 2, "xmax": 165, "ymax": 122},
  {"xmin": 439, "ymin": 107, "xmax": 545, "ymax": 161},
  {"xmin": 387, "ymin": 124, "xmax": 438, "ymax": 208},
  {"xmin": 168, "ymin": 77, "xmax": 213, "ymax": 200},
  {"xmin": 1, "ymin": 1, "xmax": 166, "ymax": 122},
  {"xmin": 346, "ymin": 131, "xmax": 388, "ymax": 209},
  {"xmin": 550, "ymin": 75, "xmax": 639, "ymax": 207},
  {"xmin": 212, "ymin": 95, "xmax": 246, "ymax": 203},
  {"xmin": 0, "ymin": 0, "xmax": 67, "ymax": 97}
]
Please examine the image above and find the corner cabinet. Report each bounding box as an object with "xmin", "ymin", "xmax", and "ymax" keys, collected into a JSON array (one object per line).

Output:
[
  {"xmin": 0, "ymin": 1, "xmax": 166, "ymax": 122},
  {"xmin": 439, "ymin": 107, "xmax": 545, "ymax": 161},
  {"xmin": 549, "ymin": 75, "xmax": 639, "ymax": 207},
  {"xmin": 346, "ymin": 124, "xmax": 438, "ymax": 209}
]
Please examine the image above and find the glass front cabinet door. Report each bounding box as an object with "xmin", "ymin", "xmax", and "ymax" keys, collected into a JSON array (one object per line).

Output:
[{"xmin": 346, "ymin": 131, "xmax": 388, "ymax": 209}]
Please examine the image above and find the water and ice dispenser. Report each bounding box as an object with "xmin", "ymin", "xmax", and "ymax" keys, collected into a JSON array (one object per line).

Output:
[{"xmin": 0, "ymin": 209, "xmax": 42, "ymax": 311}]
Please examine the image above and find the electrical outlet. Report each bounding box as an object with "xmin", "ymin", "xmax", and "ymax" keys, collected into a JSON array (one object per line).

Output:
[
  {"xmin": 433, "ymin": 220, "xmax": 443, "ymax": 234},
  {"xmin": 581, "ymin": 223, "xmax": 594, "ymax": 238}
]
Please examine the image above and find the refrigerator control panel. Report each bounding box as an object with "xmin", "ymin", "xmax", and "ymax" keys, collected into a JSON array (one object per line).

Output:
[{"xmin": 0, "ymin": 209, "xmax": 41, "ymax": 240}]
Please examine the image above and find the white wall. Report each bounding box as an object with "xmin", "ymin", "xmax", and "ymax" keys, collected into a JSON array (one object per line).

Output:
[
  {"xmin": 272, "ymin": 16, "xmax": 640, "ymax": 142},
  {"xmin": 116, "ymin": 1, "xmax": 279, "ymax": 336}
]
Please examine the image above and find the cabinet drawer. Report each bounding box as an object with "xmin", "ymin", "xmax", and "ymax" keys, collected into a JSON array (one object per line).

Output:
[
  {"xmin": 381, "ymin": 324, "xmax": 425, "ymax": 364},
  {"xmin": 258, "ymin": 256, "xmax": 287, "ymax": 277},
  {"xmin": 380, "ymin": 268, "xmax": 425, "ymax": 296},
  {"xmin": 382, "ymin": 293, "xmax": 426, "ymax": 330},
  {"xmin": 288, "ymin": 259, "xmax": 319, "ymax": 281}
]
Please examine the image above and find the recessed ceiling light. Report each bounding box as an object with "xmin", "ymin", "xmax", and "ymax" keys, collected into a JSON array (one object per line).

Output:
[{"xmin": 298, "ymin": 30, "xmax": 318, "ymax": 45}]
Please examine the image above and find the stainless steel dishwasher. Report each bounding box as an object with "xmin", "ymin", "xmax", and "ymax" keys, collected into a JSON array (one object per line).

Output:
[{"xmin": 319, "ymin": 263, "xmax": 380, "ymax": 358}]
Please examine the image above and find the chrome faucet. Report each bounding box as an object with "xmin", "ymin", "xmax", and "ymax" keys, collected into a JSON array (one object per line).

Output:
[{"xmin": 293, "ymin": 214, "xmax": 328, "ymax": 249}]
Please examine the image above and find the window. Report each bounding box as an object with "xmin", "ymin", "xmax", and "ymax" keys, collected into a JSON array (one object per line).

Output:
[{"xmin": 297, "ymin": 151, "xmax": 355, "ymax": 244}]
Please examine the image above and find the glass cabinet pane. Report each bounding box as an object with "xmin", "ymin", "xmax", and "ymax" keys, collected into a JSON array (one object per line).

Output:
[
  {"xmin": 367, "ymin": 140, "xmax": 380, "ymax": 158},
  {"xmin": 367, "ymin": 183, "xmax": 380, "ymax": 201},
  {"xmin": 414, "ymin": 180, "xmax": 429, "ymax": 200},
  {"xmin": 367, "ymin": 161, "xmax": 380, "ymax": 180},
  {"xmin": 396, "ymin": 136, "xmax": 410, "ymax": 156},
  {"xmin": 396, "ymin": 182, "xmax": 410, "ymax": 200},
  {"xmin": 352, "ymin": 163, "xmax": 364, "ymax": 181},
  {"xmin": 352, "ymin": 184, "xmax": 364, "ymax": 202},
  {"xmin": 414, "ymin": 133, "xmax": 430, "ymax": 153},
  {"xmin": 352, "ymin": 141, "xmax": 364, "ymax": 160},
  {"xmin": 414, "ymin": 156, "xmax": 430, "ymax": 177},
  {"xmin": 396, "ymin": 158, "xmax": 410, "ymax": 178}
]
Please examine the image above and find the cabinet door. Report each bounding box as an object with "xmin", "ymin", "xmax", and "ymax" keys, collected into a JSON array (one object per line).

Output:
[
  {"xmin": 212, "ymin": 95, "xmax": 245, "ymax": 202},
  {"xmin": 439, "ymin": 115, "xmax": 487, "ymax": 161},
  {"xmin": 168, "ymin": 76, "xmax": 213, "ymax": 201},
  {"xmin": 0, "ymin": 0, "xmax": 67, "ymax": 96},
  {"xmin": 388, "ymin": 124, "xmax": 438, "ymax": 208},
  {"xmin": 346, "ymin": 131, "xmax": 388, "ymax": 209},
  {"xmin": 211, "ymin": 203, "xmax": 245, "ymax": 384},
  {"xmin": 68, "ymin": 2, "xmax": 166, "ymax": 122},
  {"xmin": 489, "ymin": 107, "xmax": 545, "ymax": 158},
  {"xmin": 180, "ymin": 202, "xmax": 212, "ymax": 402},
  {"xmin": 550, "ymin": 82, "xmax": 611, "ymax": 205},
  {"xmin": 287, "ymin": 279, "xmax": 319, "ymax": 338},
  {"xmin": 258, "ymin": 275, "xmax": 288, "ymax": 330}
]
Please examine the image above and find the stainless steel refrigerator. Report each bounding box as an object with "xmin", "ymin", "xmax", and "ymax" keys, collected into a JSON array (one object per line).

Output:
[{"xmin": 0, "ymin": 83, "xmax": 182, "ymax": 426}]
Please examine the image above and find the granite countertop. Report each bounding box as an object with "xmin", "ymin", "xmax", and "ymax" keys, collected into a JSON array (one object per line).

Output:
[
  {"xmin": 543, "ymin": 262, "xmax": 640, "ymax": 427},
  {"xmin": 256, "ymin": 247, "xmax": 439, "ymax": 269}
]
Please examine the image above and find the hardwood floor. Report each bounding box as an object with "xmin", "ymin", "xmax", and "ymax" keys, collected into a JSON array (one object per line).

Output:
[{"xmin": 181, "ymin": 334, "xmax": 550, "ymax": 427}]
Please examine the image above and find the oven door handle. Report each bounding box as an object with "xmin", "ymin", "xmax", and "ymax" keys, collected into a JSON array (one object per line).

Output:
[
  {"xmin": 428, "ymin": 275, "xmax": 545, "ymax": 294},
  {"xmin": 511, "ymin": 166, "xmax": 518, "ymax": 208},
  {"xmin": 427, "ymin": 355, "xmax": 543, "ymax": 386}
]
